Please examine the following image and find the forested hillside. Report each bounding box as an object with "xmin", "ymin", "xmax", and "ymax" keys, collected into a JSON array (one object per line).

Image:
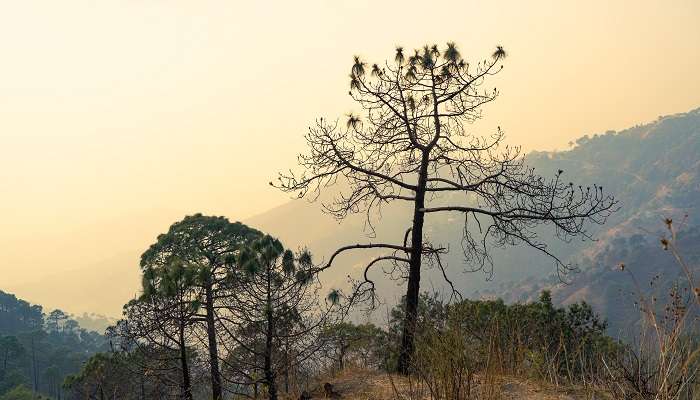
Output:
[
  {"xmin": 527, "ymin": 108, "xmax": 700, "ymax": 245},
  {"xmin": 0, "ymin": 290, "xmax": 107, "ymax": 398},
  {"xmin": 475, "ymin": 108, "xmax": 700, "ymax": 333}
]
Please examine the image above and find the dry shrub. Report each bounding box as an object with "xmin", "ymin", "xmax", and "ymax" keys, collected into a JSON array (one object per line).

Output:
[
  {"xmin": 412, "ymin": 322, "xmax": 477, "ymax": 400},
  {"xmin": 604, "ymin": 218, "xmax": 700, "ymax": 399}
]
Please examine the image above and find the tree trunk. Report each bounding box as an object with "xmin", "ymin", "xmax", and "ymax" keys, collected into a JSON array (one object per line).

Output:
[
  {"xmin": 264, "ymin": 265, "xmax": 278, "ymax": 400},
  {"xmin": 264, "ymin": 319, "xmax": 278, "ymax": 400},
  {"xmin": 204, "ymin": 281, "xmax": 223, "ymax": 400},
  {"xmin": 179, "ymin": 324, "xmax": 193, "ymax": 400},
  {"xmin": 397, "ymin": 153, "xmax": 429, "ymax": 374},
  {"xmin": 140, "ymin": 367, "xmax": 145, "ymax": 400},
  {"xmin": 2, "ymin": 348, "xmax": 7, "ymax": 380},
  {"xmin": 31, "ymin": 336, "xmax": 38, "ymax": 392},
  {"xmin": 339, "ymin": 344, "xmax": 346, "ymax": 371},
  {"xmin": 283, "ymin": 344, "xmax": 289, "ymax": 394}
]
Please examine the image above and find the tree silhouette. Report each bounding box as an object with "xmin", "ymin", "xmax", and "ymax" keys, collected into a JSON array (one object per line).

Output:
[
  {"xmin": 0, "ymin": 336, "xmax": 24, "ymax": 382},
  {"xmin": 319, "ymin": 322, "xmax": 387, "ymax": 371},
  {"xmin": 139, "ymin": 260, "xmax": 203, "ymax": 400},
  {"xmin": 220, "ymin": 235, "xmax": 339, "ymax": 400},
  {"xmin": 140, "ymin": 214, "xmax": 261, "ymax": 399},
  {"xmin": 275, "ymin": 42, "xmax": 617, "ymax": 373}
]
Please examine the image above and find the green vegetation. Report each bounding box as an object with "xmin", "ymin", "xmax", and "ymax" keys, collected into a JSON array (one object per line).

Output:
[
  {"xmin": 0, "ymin": 385, "xmax": 45, "ymax": 400},
  {"xmin": 403, "ymin": 292, "xmax": 620, "ymax": 392},
  {"xmin": 0, "ymin": 291, "xmax": 107, "ymax": 399}
]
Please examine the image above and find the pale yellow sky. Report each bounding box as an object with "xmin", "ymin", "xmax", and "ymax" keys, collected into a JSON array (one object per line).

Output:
[{"xmin": 1, "ymin": 0, "xmax": 699, "ymax": 316}]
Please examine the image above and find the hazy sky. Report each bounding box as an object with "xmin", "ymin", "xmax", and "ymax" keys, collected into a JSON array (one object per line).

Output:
[{"xmin": 2, "ymin": 0, "xmax": 699, "ymax": 317}]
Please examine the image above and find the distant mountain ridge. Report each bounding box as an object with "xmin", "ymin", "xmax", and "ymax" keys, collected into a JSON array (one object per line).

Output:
[
  {"xmin": 527, "ymin": 107, "xmax": 700, "ymax": 239},
  {"xmin": 248, "ymin": 107, "xmax": 700, "ymax": 321}
]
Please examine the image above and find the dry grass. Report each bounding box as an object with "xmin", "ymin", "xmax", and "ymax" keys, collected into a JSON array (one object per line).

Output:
[
  {"xmin": 282, "ymin": 367, "xmax": 605, "ymax": 400},
  {"xmin": 603, "ymin": 218, "xmax": 700, "ymax": 399}
]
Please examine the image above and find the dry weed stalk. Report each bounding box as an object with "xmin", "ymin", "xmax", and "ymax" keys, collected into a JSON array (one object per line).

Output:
[{"xmin": 606, "ymin": 218, "xmax": 699, "ymax": 399}]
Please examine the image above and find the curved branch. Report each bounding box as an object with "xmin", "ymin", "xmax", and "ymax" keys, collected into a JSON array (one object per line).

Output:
[{"xmin": 314, "ymin": 243, "xmax": 410, "ymax": 274}]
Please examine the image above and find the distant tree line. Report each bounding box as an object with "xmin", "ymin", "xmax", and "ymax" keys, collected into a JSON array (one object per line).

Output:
[{"xmin": 0, "ymin": 290, "xmax": 108, "ymax": 399}]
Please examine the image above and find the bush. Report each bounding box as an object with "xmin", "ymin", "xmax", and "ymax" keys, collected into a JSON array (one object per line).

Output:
[
  {"xmin": 0, "ymin": 385, "xmax": 44, "ymax": 400},
  {"xmin": 387, "ymin": 291, "xmax": 622, "ymax": 391}
]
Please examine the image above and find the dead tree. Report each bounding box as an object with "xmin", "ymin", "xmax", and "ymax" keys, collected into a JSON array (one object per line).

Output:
[{"xmin": 274, "ymin": 42, "xmax": 617, "ymax": 373}]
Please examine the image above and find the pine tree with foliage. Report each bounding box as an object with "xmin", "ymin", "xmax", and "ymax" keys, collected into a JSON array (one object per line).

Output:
[
  {"xmin": 140, "ymin": 214, "xmax": 261, "ymax": 400},
  {"xmin": 221, "ymin": 235, "xmax": 339, "ymax": 400}
]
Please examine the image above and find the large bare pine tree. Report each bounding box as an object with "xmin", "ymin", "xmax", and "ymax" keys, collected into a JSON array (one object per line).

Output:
[{"xmin": 274, "ymin": 42, "xmax": 617, "ymax": 373}]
